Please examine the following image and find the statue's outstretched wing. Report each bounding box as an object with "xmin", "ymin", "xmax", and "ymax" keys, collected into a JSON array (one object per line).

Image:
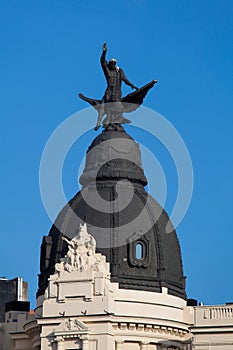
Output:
[
  {"xmin": 121, "ymin": 80, "xmax": 157, "ymax": 113},
  {"xmin": 79, "ymin": 80, "xmax": 157, "ymax": 130},
  {"xmin": 79, "ymin": 93, "xmax": 102, "ymax": 110}
]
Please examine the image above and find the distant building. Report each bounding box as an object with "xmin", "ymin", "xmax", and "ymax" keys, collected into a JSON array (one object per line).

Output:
[
  {"xmin": 0, "ymin": 277, "xmax": 28, "ymax": 322},
  {"xmin": 0, "ymin": 277, "xmax": 32, "ymax": 349}
]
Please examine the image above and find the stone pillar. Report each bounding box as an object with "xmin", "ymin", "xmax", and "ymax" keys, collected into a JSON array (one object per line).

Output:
[
  {"xmin": 115, "ymin": 340, "xmax": 124, "ymax": 350},
  {"xmin": 141, "ymin": 342, "xmax": 149, "ymax": 350},
  {"xmin": 82, "ymin": 337, "xmax": 89, "ymax": 350},
  {"xmin": 56, "ymin": 337, "xmax": 64, "ymax": 350}
]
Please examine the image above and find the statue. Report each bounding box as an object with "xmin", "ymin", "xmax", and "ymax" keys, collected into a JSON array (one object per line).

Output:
[
  {"xmin": 79, "ymin": 43, "xmax": 157, "ymax": 130},
  {"xmin": 55, "ymin": 223, "xmax": 101, "ymax": 273},
  {"xmin": 100, "ymin": 42, "xmax": 138, "ymax": 102}
]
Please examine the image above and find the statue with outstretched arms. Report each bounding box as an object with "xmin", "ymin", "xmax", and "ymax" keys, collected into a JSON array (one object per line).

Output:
[{"xmin": 79, "ymin": 43, "xmax": 157, "ymax": 131}]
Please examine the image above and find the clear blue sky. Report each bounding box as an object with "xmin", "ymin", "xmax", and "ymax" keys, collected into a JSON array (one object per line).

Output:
[{"xmin": 0, "ymin": 0, "xmax": 232, "ymax": 308}]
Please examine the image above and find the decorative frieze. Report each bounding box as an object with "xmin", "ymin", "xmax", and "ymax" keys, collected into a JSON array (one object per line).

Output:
[
  {"xmin": 113, "ymin": 322, "xmax": 188, "ymax": 338},
  {"xmin": 65, "ymin": 318, "xmax": 88, "ymax": 332}
]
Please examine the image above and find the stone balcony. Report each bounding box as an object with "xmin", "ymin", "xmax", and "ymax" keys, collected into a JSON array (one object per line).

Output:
[
  {"xmin": 191, "ymin": 304, "xmax": 233, "ymax": 349},
  {"xmin": 194, "ymin": 304, "xmax": 233, "ymax": 326}
]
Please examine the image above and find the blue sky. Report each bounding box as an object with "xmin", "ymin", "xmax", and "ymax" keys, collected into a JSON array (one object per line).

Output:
[{"xmin": 0, "ymin": 0, "xmax": 232, "ymax": 308}]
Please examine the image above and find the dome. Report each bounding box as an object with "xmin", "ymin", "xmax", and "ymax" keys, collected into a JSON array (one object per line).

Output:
[
  {"xmin": 38, "ymin": 127, "xmax": 186, "ymax": 299},
  {"xmin": 79, "ymin": 127, "xmax": 147, "ymax": 186}
]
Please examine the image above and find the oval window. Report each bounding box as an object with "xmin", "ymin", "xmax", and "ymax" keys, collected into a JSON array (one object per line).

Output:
[{"xmin": 135, "ymin": 242, "xmax": 143, "ymax": 260}]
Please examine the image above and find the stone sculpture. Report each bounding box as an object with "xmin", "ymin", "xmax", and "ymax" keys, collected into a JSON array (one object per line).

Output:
[{"xmin": 55, "ymin": 223, "xmax": 99, "ymax": 273}]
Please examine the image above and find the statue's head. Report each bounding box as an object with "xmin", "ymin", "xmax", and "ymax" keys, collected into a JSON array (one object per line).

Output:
[
  {"xmin": 108, "ymin": 58, "xmax": 117, "ymax": 70},
  {"xmin": 78, "ymin": 223, "xmax": 88, "ymax": 237}
]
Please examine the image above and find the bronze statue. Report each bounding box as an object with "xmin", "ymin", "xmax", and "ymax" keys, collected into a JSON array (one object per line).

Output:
[
  {"xmin": 100, "ymin": 42, "xmax": 138, "ymax": 102},
  {"xmin": 79, "ymin": 43, "xmax": 157, "ymax": 130}
]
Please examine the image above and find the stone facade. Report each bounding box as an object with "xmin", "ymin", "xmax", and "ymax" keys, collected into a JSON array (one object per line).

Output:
[
  {"xmin": 1, "ymin": 227, "xmax": 233, "ymax": 350},
  {"xmin": 34, "ymin": 224, "xmax": 192, "ymax": 350},
  {"xmin": 190, "ymin": 305, "xmax": 233, "ymax": 349},
  {"xmin": 2, "ymin": 301, "xmax": 233, "ymax": 349}
]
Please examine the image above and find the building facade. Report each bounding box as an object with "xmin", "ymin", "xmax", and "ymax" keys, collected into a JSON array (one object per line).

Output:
[{"xmin": 0, "ymin": 127, "xmax": 232, "ymax": 349}]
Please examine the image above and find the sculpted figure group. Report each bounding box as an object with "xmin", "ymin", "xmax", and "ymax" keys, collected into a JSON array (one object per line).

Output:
[{"xmin": 55, "ymin": 224, "xmax": 96, "ymax": 273}]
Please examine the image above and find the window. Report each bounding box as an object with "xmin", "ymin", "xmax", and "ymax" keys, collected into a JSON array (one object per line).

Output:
[
  {"xmin": 135, "ymin": 242, "xmax": 143, "ymax": 260},
  {"xmin": 128, "ymin": 237, "xmax": 149, "ymax": 267}
]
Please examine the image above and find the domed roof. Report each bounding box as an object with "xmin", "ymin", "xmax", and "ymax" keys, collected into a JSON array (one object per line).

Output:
[
  {"xmin": 79, "ymin": 127, "xmax": 147, "ymax": 186},
  {"xmin": 38, "ymin": 127, "xmax": 186, "ymax": 299}
]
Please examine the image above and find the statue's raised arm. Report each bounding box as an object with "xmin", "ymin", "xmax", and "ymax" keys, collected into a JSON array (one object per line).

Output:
[
  {"xmin": 100, "ymin": 43, "xmax": 108, "ymax": 72},
  {"xmin": 79, "ymin": 43, "xmax": 157, "ymax": 131},
  {"xmin": 62, "ymin": 236, "xmax": 73, "ymax": 246}
]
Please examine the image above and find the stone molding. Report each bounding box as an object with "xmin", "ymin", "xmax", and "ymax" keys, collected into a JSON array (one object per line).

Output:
[
  {"xmin": 112, "ymin": 322, "xmax": 189, "ymax": 339},
  {"xmin": 24, "ymin": 320, "xmax": 41, "ymax": 350}
]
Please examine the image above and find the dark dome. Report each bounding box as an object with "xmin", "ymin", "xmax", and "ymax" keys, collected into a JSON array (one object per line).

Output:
[
  {"xmin": 79, "ymin": 128, "xmax": 147, "ymax": 186},
  {"xmin": 38, "ymin": 127, "xmax": 186, "ymax": 299}
]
